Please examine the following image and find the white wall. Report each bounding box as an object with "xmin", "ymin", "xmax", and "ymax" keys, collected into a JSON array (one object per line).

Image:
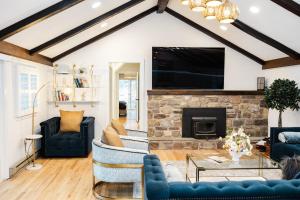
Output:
[
  {"xmin": 0, "ymin": 60, "xmax": 5, "ymax": 181},
  {"xmin": 262, "ymin": 65, "xmax": 300, "ymax": 129},
  {"xmin": 0, "ymin": 54, "xmax": 50, "ymax": 179},
  {"xmin": 56, "ymin": 13, "xmax": 262, "ymax": 136}
]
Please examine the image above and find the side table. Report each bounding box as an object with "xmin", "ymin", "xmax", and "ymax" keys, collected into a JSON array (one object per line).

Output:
[{"xmin": 25, "ymin": 134, "xmax": 43, "ymax": 170}]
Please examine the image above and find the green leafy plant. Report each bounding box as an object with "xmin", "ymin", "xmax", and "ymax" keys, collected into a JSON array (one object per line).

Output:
[{"xmin": 264, "ymin": 79, "xmax": 300, "ymax": 127}]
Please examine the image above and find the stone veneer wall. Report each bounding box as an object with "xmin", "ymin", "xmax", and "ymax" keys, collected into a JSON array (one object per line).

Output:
[{"xmin": 148, "ymin": 94, "xmax": 268, "ymax": 150}]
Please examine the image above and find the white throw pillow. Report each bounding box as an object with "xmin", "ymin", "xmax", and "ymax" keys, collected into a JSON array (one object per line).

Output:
[
  {"xmin": 163, "ymin": 163, "xmax": 185, "ymax": 182},
  {"xmin": 278, "ymin": 132, "xmax": 287, "ymax": 143}
]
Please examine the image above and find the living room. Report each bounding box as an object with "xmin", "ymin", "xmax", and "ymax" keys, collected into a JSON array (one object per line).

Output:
[{"xmin": 0, "ymin": 0, "xmax": 300, "ymax": 199}]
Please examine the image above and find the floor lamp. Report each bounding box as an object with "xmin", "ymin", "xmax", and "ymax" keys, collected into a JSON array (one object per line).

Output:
[{"xmin": 26, "ymin": 82, "xmax": 49, "ymax": 171}]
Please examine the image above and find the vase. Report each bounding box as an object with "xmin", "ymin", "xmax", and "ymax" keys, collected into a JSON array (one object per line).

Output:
[{"xmin": 229, "ymin": 150, "xmax": 243, "ymax": 162}]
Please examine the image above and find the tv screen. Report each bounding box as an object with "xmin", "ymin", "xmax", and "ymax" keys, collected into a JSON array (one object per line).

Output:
[{"xmin": 152, "ymin": 47, "xmax": 225, "ymax": 89}]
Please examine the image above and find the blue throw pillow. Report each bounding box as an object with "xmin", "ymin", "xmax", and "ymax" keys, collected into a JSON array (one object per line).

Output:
[
  {"xmin": 278, "ymin": 132, "xmax": 300, "ymax": 144},
  {"xmin": 294, "ymin": 172, "xmax": 300, "ymax": 179}
]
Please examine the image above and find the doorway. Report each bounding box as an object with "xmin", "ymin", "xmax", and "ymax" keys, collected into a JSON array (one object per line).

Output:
[{"xmin": 109, "ymin": 62, "xmax": 141, "ymax": 130}]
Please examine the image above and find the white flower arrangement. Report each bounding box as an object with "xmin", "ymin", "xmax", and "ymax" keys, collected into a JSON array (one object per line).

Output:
[{"xmin": 221, "ymin": 127, "xmax": 253, "ymax": 157}]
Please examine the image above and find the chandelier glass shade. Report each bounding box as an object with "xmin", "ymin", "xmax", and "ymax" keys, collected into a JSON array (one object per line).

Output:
[
  {"xmin": 181, "ymin": 0, "xmax": 190, "ymax": 5},
  {"xmin": 204, "ymin": 0, "xmax": 223, "ymax": 7},
  {"xmin": 180, "ymin": 0, "xmax": 239, "ymax": 24},
  {"xmin": 216, "ymin": 0, "xmax": 239, "ymax": 23},
  {"xmin": 190, "ymin": 0, "xmax": 206, "ymax": 12},
  {"xmin": 202, "ymin": 6, "xmax": 218, "ymax": 19}
]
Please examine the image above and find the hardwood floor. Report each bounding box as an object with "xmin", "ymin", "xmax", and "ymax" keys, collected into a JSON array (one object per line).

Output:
[{"xmin": 0, "ymin": 149, "xmax": 234, "ymax": 200}]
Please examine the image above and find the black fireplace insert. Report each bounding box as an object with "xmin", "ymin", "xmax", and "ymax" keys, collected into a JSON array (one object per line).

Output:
[{"xmin": 182, "ymin": 108, "xmax": 226, "ymax": 139}]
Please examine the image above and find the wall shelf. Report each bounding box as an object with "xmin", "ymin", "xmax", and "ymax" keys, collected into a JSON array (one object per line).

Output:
[{"xmin": 51, "ymin": 65, "xmax": 100, "ymax": 107}]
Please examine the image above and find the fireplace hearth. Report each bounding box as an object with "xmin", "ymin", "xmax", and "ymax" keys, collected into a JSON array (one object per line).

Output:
[{"xmin": 183, "ymin": 108, "xmax": 226, "ymax": 139}]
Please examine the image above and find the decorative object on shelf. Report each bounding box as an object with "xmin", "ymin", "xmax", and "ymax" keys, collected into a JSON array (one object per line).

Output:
[
  {"xmin": 190, "ymin": 0, "xmax": 206, "ymax": 12},
  {"xmin": 257, "ymin": 77, "xmax": 265, "ymax": 91},
  {"xmin": 79, "ymin": 67, "xmax": 87, "ymax": 74},
  {"xmin": 220, "ymin": 127, "xmax": 253, "ymax": 163},
  {"xmin": 181, "ymin": 0, "xmax": 239, "ymax": 23},
  {"xmin": 264, "ymin": 79, "xmax": 300, "ymax": 127}
]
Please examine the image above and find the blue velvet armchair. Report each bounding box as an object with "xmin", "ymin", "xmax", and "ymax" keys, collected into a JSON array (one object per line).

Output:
[
  {"xmin": 40, "ymin": 117, "xmax": 95, "ymax": 157},
  {"xmin": 270, "ymin": 127, "xmax": 300, "ymax": 162}
]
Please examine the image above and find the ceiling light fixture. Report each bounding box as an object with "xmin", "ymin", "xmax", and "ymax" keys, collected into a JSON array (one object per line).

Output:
[
  {"xmin": 190, "ymin": 0, "xmax": 206, "ymax": 12},
  {"xmin": 205, "ymin": 0, "xmax": 223, "ymax": 7},
  {"xmin": 220, "ymin": 25, "xmax": 228, "ymax": 31},
  {"xmin": 181, "ymin": 0, "xmax": 190, "ymax": 5},
  {"xmin": 100, "ymin": 22, "xmax": 108, "ymax": 28},
  {"xmin": 216, "ymin": 0, "xmax": 239, "ymax": 23},
  {"xmin": 202, "ymin": 6, "xmax": 218, "ymax": 19},
  {"xmin": 92, "ymin": 1, "xmax": 101, "ymax": 9},
  {"xmin": 249, "ymin": 6, "xmax": 260, "ymax": 14},
  {"xmin": 180, "ymin": 0, "xmax": 239, "ymax": 24}
]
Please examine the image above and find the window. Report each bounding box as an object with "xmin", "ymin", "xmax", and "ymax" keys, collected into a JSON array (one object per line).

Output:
[{"xmin": 16, "ymin": 66, "xmax": 39, "ymax": 117}]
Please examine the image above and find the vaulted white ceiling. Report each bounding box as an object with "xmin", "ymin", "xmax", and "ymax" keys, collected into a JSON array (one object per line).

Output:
[{"xmin": 1, "ymin": 0, "xmax": 300, "ymax": 62}]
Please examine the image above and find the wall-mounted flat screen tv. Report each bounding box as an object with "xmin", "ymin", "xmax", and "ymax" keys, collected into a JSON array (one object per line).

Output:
[{"xmin": 152, "ymin": 47, "xmax": 225, "ymax": 89}]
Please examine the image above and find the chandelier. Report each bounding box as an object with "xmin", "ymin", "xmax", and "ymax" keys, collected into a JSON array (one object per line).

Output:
[{"xmin": 181, "ymin": 0, "xmax": 240, "ymax": 23}]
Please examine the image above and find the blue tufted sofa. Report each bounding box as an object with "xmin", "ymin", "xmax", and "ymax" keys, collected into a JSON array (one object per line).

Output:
[
  {"xmin": 270, "ymin": 127, "xmax": 300, "ymax": 162},
  {"xmin": 40, "ymin": 117, "xmax": 95, "ymax": 157},
  {"xmin": 144, "ymin": 155, "xmax": 300, "ymax": 200}
]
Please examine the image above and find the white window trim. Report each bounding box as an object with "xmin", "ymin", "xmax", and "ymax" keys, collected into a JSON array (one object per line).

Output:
[{"xmin": 16, "ymin": 65, "xmax": 39, "ymax": 117}]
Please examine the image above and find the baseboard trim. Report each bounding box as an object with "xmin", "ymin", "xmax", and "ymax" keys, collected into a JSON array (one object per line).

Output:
[{"xmin": 9, "ymin": 149, "xmax": 40, "ymax": 178}]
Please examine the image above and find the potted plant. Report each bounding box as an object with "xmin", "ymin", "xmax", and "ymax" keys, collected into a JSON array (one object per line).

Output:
[{"xmin": 264, "ymin": 79, "xmax": 300, "ymax": 127}]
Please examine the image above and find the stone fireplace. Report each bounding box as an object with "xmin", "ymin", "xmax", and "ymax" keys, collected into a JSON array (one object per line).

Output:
[
  {"xmin": 147, "ymin": 90, "xmax": 268, "ymax": 150},
  {"xmin": 182, "ymin": 108, "xmax": 226, "ymax": 139}
]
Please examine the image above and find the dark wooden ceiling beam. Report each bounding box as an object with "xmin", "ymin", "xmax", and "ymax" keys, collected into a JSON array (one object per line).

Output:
[
  {"xmin": 233, "ymin": 20, "xmax": 300, "ymax": 59},
  {"xmin": 165, "ymin": 8, "xmax": 265, "ymax": 65},
  {"xmin": 51, "ymin": 6, "xmax": 157, "ymax": 62},
  {"xmin": 270, "ymin": 0, "xmax": 300, "ymax": 17},
  {"xmin": 0, "ymin": 0, "xmax": 84, "ymax": 40},
  {"xmin": 30, "ymin": 0, "xmax": 144, "ymax": 55},
  {"xmin": 263, "ymin": 57, "xmax": 300, "ymax": 70},
  {"xmin": 157, "ymin": 0, "xmax": 170, "ymax": 13},
  {"xmin": 0, "ymin": 41, "xmax": 52, "ymax": 66}
]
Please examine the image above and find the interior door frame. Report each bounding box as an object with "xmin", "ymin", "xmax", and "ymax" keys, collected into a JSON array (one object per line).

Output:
[{"xmin": 108, "ymin": 60, "xmax": 145, "ymax": 131}]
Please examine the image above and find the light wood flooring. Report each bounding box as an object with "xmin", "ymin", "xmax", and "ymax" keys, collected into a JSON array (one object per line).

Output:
[{"xmin": 0, "ymin": 150, "xmax": 209, "ymax": 200}]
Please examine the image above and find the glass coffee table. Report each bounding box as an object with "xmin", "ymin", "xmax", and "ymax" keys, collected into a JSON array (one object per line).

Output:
[{"xmin": 186, "ymin": 152, "xmax": 280, "ymax": 182}]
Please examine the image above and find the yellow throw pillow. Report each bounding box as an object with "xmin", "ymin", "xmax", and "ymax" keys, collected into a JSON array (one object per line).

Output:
[
  {"xmin": 102, "ymin": 126, "xmax": 124, "ymax": 147},
  {"xmin": 111, "ymin": 119, "xmax": 128, "ymax": 135},
  {"xmin": 60, "ymin": 110, "xmax": 84, "ymax": 132}
]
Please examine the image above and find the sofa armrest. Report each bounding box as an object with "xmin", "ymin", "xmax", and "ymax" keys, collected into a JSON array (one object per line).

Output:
[
  {"xmin": 80, "ymin": 117, "xmax": 95, "ymax": 153},
  {"xmin": 127, "ymin": 129, "xmax": 148, "ymax": 138},
  {"xmin": 40, "ymin": 117, "xmax": 60, "ymax": 138},
  {"xmin": 144, "ymin": 155, "xmax": 170, "ymax": 200},
  {"xmin": 92, "ymin": 140, "xmax": 148, "ymax": 164},
  {"xmin": 120, "ymin": 136, "xmax": 149, "ymax": 151}
]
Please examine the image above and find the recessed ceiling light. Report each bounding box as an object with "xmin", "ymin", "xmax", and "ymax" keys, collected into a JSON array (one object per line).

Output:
[
  {"xmin": 249, "ymin": 6, "xmax": 260, "ymax": 14},
  {"xmin": 92, "ymin": 1, "xmax": 101, "ymax": 9},
  {"xmin": 100, "ymin": 22, "xmax": 108, "ymax": 28},
  {"xmin": 220, "ymin": 25, "xmax": 228, "ymax": 31}
]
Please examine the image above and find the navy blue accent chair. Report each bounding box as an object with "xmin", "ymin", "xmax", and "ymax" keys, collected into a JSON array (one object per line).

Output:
[
  {"xmin": 40, "ymin": 117, "xmax": 95, "ymax": 157},
  {"xmin": 270, "ymin": 127, "xmax": 300, "ymax": 162},
  {"xmin": 144, "ymin": 155, "xmax": 300, "ymax": 200}
]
